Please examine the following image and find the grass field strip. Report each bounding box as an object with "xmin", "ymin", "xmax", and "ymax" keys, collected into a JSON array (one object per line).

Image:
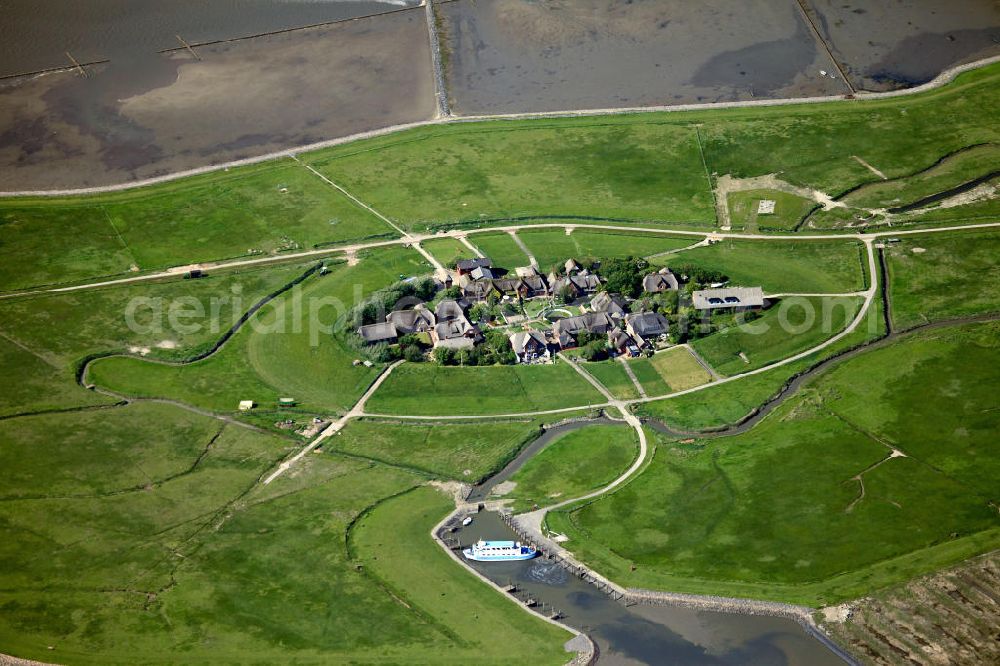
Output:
[
  {"xmin": 262, "ymin": 360, "xmax": 404, "ymax": 485},
  {"xmin": 508, "ymin": 231, "xmax": 538, "ymax": 267},
  {"xmin": 292, "ymin": 156, "xmax": 410, "ymax": 239},
  {"xmin": 618, "ymin": 357, "xmax": 647, "ymax": 399},
  {"xmin": 680, "ymin": 344, "xmax": 723, "ymax": 382},
  {"xmin": 6, "ymin": 220, "xmax": 999, "ymax": 301}
]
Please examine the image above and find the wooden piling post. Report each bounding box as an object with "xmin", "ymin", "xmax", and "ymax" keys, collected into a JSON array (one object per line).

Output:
[
  {"xmin": 65, "ymin": 52, "xmax": 88, "ymax": 78},
  {"xmin": 175, "ymin": 35, "xmax": 202, "ymax": 61}
]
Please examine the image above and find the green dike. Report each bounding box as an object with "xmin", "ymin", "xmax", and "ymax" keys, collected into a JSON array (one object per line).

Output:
[
  {"xmin": 308, "ymin": 122, "xmax": 715, "ymax": 231},
  {"xmin": 364, "ymin": 361, "xmax": 606, "ymax": 416},
  {"xmin": 886, "ymin": 229, "xmax": 1000, "ymax": 329},
  {"xmin": 87, "ymin": 246, "xmax": 429, "ymax": 416},
  {"xmin": 636, "ymin": 291, "xmax": 886, "ymax": 430},
  {"xmin": 653, "ymin": 238, "xmax": 868, "ymax": 294},
  {"xmin": 350, "ymin": 486, "xmax": 570, "ymax": 664},
  {"xmin": 550, "ymin": 321, "xmax": 1000, "ymax": 606},
  {"xmin": 0, "ymin": 260, "xmax": 311, "ymax": 417},
  {"xmin": 0, "ymin": 161, "xmax": 397, "ymax": 291},
  {"xmin": 331, "ymin": 416, "xmax": 571, "ymax": 482},
  {"xmin": 692, "ymin": 296, "xmax": 863, "ymax": 376},
  {"xmin": 301, "ymin": 63, "xmax": 1000, "ymax": 231},
  {"xmin": 497, "ymin": 424, "xmax": 639, "ymax": 512}
]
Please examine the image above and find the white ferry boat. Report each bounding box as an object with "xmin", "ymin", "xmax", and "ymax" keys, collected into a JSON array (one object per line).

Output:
[{"xmin": 462, "ymin": 539, "xmax": 538, "ymax": 562}]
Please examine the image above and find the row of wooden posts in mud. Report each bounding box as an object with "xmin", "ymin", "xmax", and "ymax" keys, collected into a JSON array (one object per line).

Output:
[{"xmin": 1, "ymin": 36, "xmax": 196, "ymax": 82}]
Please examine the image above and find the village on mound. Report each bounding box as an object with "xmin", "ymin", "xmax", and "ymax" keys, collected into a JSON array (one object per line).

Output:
[{"xmin": 356, "ymin": 252, "xmax": 765, "ymax": 365}]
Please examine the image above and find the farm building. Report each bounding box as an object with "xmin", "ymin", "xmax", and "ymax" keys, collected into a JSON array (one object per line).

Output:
[
  {"xmin": 456, "ymin": 257, "xmax": 492, "ymax": 275},
  {"xmin": 509, "ymin": 330, "xmax": 549, "ymax": 363},
  {"xmin": 642, "ymin": 268, "xmax": 679, "ymax": 293},
  {"xmin": 590, "ymin": 291, "xmax": 628, "ymax": 318}
]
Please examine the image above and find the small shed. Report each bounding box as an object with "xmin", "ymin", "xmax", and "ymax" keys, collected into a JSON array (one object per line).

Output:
[{"xmin": 238, "ymin": 400, "xmax": 255, "ymax": 411}]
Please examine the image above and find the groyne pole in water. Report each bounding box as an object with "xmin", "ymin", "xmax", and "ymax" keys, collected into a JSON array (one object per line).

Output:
[
  {"xmin": 424, "ymin": 0, "xmax": 451, "ymax": 117},
  {"xmin": 792, "ymin": 0, "xmax": 856, "ymax": 94},
  {"xmin": 175, "ymin": 35, "xmax": 201, "ymax": 61},
  {"xmin": 64, "ymin": 51, "xmax": 89, "ymax": 78}
]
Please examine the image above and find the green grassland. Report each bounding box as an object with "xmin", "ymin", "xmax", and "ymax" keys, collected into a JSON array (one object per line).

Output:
[
  {"xmin": 647, "ymin": 346, "xmax": 714, "ymax": 392},
  {"xmin": 0, "ymin": 404, "xmax": 570, "ymax": 663},
  {"xmin": 655, "ymin": 238, "xmax": 867, "ymax": 294},
  {"xmin": 892, "ymin": 184, "xmax": 1000, "ymax": 227},
  {"xmin": 469, "ymin": 232, "xmax": 532, "ymax": 268},
  {"xmin": 330, "ymin": 417, "xmax": 553, "ymax": 481},
  {"xmin": 696, "ymin": 64, "xmax": 1000, "ymax": 195},
  {"xmin": 365, "ymin": 361, "xmax": 606, "ymax": 416},
  {"xmin": 350, "ymin": 487, "xmax": 571, "ymax": 664},
  {"xmin": 0, "ymin": 261, "xmax": 312, "ymax": 417},
  {"xmin": 692, "ymin": 296, "xmax": 862, "ymax": 375},
  {"xmin": 842, "ymin": 143, "xmax": 1000, "ymax": 209},
  {"xmin": 0, "ymin": 162, "xmax": 395, "ymax": 291},
  {"xmin": 518, "ymin": 228, "xmax": 695, "ymax": 271},
  {"xmin": 88, "ymin": 247, "xmax": 429, "ymax": 416},
  {"xmin": 636, "ymin": 294, "xmax": 886, "ymax": 430},
  {"xmin": 307, "ymin": 122, "xmax": 715, "ymax": 231},
  {"xmin": 726, "ymin": 189, "xmax": 817, "ymax": 231},
  {"xmin": 550, "ymin": 322, "xmax": 1000, "ymax": 606},
  {"xmin": 498, "ymin": 425, "xmax": 639, "ymax": 512},
  {"xmin": 628, "ymin": 358, "xmax": 671, "ymax": 396},
  {"xmin": 2, "ymin": 58, "xmax": 1000, "ymax": 665},
  {"xmin": 584, "ymin": 360, "xmax": 640, "ymax": 400},
  {"xmin": 421, "ymin": 236, "xmax": 475, "ymax": 267},
  {"xmin": 0, "ymin": 403, "xmax": 226, "ymax": 499},
  {"xmin": 886, "ymin": 230, "xmax": 1000, "ymax": 329}
]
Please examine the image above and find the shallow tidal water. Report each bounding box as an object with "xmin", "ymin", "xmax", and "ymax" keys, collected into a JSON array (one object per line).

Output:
[{"xmin": 454, "ymin": 511, "xmax": 847, "ymax": 665}]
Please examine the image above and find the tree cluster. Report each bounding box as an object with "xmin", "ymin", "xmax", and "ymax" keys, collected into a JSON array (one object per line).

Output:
[
  {"xmin": 434, "ymin": 329, "xmax": 516, "ymax": 367},
  {"xmin": 597, "ymin": 256, "xmax": 648, "ymax": 298},
  {"xmin": 344, "ymin": 277, "xmax": 438, "ymax": 330}
]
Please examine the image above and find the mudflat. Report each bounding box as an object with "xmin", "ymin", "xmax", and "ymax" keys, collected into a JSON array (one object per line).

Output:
[
  {"xmin": 437, "ymin": 0, "xmax": 1000, "ymax": 114},
  {"xmin": 0, "ymin": 9, "xmax": 435, "ymax": 190},
  {"xmin": 437, "ymin": 0, "xmax": 849, "ymax": 114},
  {"xmin": 802, "ymin": 0, "xmax": 1000, "ymax": 90}
]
